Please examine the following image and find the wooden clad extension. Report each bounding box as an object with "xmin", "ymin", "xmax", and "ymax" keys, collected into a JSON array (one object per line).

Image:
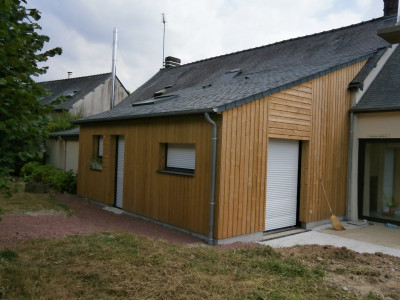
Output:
[
  {"xmin": 216, "ymin": 61, "xmax": 365, "ymax": 239},
  {"xmin": 78, "ymin": 62, "xmax": 366, "ymax": 241},
  {"xmin": 78, "ymin": 115, "xmax": 220, "ymax": 236},
  {"xmin": 216, "ymin": 83, "xmax": 311, "ymax": 239}
]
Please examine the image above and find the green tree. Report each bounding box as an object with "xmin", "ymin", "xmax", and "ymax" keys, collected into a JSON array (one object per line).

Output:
[{"xmin": 0, "ymin": 0, "xmax": 62, "ymax": 179}]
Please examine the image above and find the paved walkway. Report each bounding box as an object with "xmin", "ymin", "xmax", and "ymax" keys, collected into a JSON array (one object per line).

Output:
[{"xmin": 261, "ymin": 222, "xmax": 400, "ymax": 257}]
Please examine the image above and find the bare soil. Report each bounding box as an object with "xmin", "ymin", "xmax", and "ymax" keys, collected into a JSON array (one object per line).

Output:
[
  {"xmin": 276, "ymin": 245, "xmax": 400, "ymax": 299},
  {"xmin": 1, "ymin": 194, "xmax": 399, "ymax": 299},
  {"xmin": 0, "ymin": 194, "xmax": 203, "ymax": 248}
]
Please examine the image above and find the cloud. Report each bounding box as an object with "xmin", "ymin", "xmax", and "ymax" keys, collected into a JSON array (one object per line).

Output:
[{"xmin": 27, "ymin": 0, "xmax": 385, "ymax": 91}]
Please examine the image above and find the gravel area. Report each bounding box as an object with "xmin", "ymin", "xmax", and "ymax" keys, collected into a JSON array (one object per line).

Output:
[{"xmin": 0, "ymin": 194, "xmax": 204, "ymax": 249}]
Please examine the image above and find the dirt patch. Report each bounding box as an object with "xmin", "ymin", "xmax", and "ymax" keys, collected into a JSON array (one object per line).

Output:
[
  {"xmin": 276, "ymin": 245, "xmax": 400, "ymax": 299},
  {"xmin": 0, "ymin": 194, "xmax": 204, "ymax": 249}
]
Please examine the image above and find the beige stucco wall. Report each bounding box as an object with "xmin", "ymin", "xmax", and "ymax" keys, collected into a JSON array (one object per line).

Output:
[
  {"xmin": 355, "ymin": 111, "xmax": 400, "ymax": 139},
  {"xmin": 45, "ymin": 138, "xmax": 79, "ymax": 172},
  {"xmin": 349, "ymin": 111, "xmax": 400, "ymax": 221},
  {"xmin": 70, "ymin": 77, "xmax": 128, "ymax": 116},
  {"xmin": 65, "ymin": 140, "xmax": 79, "ymax": 172},
  {"xmin": 46, "ymin": 139, "xmax": 64, "ymax": 170}
]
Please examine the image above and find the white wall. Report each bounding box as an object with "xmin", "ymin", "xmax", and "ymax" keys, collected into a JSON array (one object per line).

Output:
[
  {"xmin": 45, "ymin": 138, "xmax": 79, "ymax": 172},
  {"xmin": 70, "ymin": 77, "xmax": 128, "ymax": 116}
]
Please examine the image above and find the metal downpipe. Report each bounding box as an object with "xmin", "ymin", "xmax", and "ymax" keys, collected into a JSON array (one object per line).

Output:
[
  {"xmin": 205, "ymin": 112, "xmax": 217, "ymax": 245},
  {"xmin": 346, "ymin": 111, "xmax": 355, "ymax": 221}
]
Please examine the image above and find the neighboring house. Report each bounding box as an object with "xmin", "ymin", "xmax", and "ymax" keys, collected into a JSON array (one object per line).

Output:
[
  {"xmin": 39, "ymin": 73, "xmax": 129, "ymax": 171},
  {"xmin": 39, "ymin": 73, "xmax": 128, "ymax": 116},
  {"xmin": 75, "ymin": 4, "xmax": 398, "ymax": 244},
  {"xmin": 348, "ymin": 39, "xmax": 400, "ymax": 226}
]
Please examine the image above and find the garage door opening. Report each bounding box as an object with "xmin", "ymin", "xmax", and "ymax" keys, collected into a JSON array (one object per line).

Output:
[{"xmin": 265, "ymin": 139, "xmax": 301, "ymax": 231}]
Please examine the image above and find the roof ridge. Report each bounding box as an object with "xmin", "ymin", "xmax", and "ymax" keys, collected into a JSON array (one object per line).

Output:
[
  {"xmin": 168, "ymin": 16, "xmax": 393, "ymax": 69},
  {"xmin": 37, "ymin": 72, "xmax": 111, "ymax": 84}
]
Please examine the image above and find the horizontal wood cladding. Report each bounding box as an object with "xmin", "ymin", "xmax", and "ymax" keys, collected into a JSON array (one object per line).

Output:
[
  {"xmin": 268, "ymin": 82, "xmax": 312, "ymax": 140},
  {"xmin": 78, "ymin": 115, "xmax": 220, "ymax": 236}
]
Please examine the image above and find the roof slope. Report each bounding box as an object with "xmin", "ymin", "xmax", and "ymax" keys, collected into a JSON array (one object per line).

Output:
[
  {"xmin": 49, "ymin": 127, "xmax": 80, "ymax": 138},
  {"xmin": 39, "ymin": 73, "xmax": 112, "ymax": 110},
  {"xmin": 352, "ymin": 45, "xmax": 400, "ymax": 112},
  {"xmin": 78, "ymin": 16, "xmax": 395, "ymax": 123}
]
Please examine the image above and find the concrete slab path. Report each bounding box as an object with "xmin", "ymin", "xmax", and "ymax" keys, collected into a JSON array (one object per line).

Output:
[{"xmin": 261, "ymin": 222, "xmax": 400, "ymax": 258}]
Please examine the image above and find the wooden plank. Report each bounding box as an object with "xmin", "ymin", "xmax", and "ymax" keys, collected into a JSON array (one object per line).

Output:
[
  {"xmin": 248, "ymin": 100, "xmax": 257, "ymax": 233},
  {"xmin": 284, "ymin": 88, "xmax": 313, "ymax": 99},
  {"xmin": 268, "ymin": 127, "xmax": 311, "ymax": 139},
  {"xmin": 268, "ymin": 115, "xmax": 311, "ymax": 126},
  {"xmin": 268, "ymin": 121, "xmax": 311, "ymax": 132},
  {"xmin": 259, "ymin": 100, "xmax": 268, "ymax": 231},
  {"xmin": 292, "ymin": 84, "xmax": 312, "ymax": 94},
  {"xmin": 232, "ymin": 107, "xmax": 242, "ymax": 237},
  {"xmin": 269, "ymin": 98, "xmax": 312, "ymax": 110},
  {"xmin": 269, "ymin": 110, "xmax": 311, "ymax": 121},
  {"xmin": 271, "ymin": 92, "xmax": 312, "ymax": 104},
  {"xmin": 269, "ymin": 103, "xmax": 312, "ymax": 116},
  {"xmin": 239, "ymin": 104, "xmax": 251, "ymax": 235}
]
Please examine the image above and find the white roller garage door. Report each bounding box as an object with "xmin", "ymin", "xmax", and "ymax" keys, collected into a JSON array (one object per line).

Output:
[{"xmin": 265, "ymin": 139, "xmax": 299, "ymax": 231}]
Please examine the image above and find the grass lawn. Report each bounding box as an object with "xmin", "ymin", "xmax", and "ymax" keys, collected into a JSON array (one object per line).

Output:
[
  {"xmin": 0, "ymin": 182, "xmax": 71, "ymax": 216},
  {"xmin": 0, "ymin": 232, "xmax": 360, "ymax": 300},
  {"xmin": 0, "ymin": 186, "xmax": 386, "ymax": 299}
]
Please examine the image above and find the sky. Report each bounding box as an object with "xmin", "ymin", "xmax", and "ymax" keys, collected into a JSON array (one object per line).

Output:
[{"xmin": 27, "ymin": 0, "xmax": 385, "ymax": 92}]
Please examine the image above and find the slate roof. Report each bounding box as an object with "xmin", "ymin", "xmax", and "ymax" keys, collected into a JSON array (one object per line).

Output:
[
  {"xmin": 352, "ymin": 45, "xmax": 400, "ymax": 112},
  {"xmin": 76, "ymin": 16, "xmax": 395, "ymax": 124},
  {"xmin": 348, "ymin": 47, "xmax": 387, "ymax": 90},
  {"xmin": 39, "ymin": 73, "xmax": 113, "ymax": 110},
  {"xmin": 49, "ymin": 127, "xmax": 80, "ymax": 138}
]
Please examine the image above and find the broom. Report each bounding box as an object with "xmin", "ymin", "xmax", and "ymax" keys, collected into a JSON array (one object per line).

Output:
[{"xmin": 320, "ymin": 179, "xmax": 345, "ymax": 231}]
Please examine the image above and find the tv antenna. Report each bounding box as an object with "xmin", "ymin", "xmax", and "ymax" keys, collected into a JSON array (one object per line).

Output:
[{"xmin": 162, "ymin": 13, "xmax": 166, "ymax": 68}]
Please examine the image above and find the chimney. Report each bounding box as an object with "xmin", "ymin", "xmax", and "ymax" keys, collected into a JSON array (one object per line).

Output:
[
  {"xmin": 164, "ymin": 56, "xmax": 181, "ymax": 68},
  {"xmin": 67, "ymin": 71, "xmax": 72, "ymax": 79},
  {"xmin": 383, "ymin": 0, "xmax": 398, "ymax": 16}
]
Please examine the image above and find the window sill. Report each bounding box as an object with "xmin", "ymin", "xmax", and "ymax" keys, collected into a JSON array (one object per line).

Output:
[{"xmin": 157, "ymin": 169, "xmax": 194, "ymax": 177}]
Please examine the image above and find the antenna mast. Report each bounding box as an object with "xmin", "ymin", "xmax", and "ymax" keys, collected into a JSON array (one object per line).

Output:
[
  {"xmin": 162, "ymin": 13, "xmax": 166, "ymax": 68},
  {"xmin": 110, "ymin": 27, "xmax": 117, "ymax": 110}
]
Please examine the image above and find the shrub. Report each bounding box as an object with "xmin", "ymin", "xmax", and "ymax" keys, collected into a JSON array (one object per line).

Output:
[
  {"xmin": 20, "ymin": 162, "xmax": 77, "ymax": 194},
  {"xmin": 20, "ymin": 161, "xmax": 41, "ymax": 179}
]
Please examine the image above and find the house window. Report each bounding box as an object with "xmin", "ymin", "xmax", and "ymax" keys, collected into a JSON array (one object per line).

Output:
[
  {"xmin": 158, "ymin": 143, "xmax": 196, "ymax": 176},
  {"xmin": 98, "ymin": 136, "xmax": 104, "ymax": 157},
  {"xmin": 359, "ymin": 139, "xmax": 400, "ymax": 225},
  {"xmin": 90, "ymin": 135, "xmax": 104, "ymax": 171}
]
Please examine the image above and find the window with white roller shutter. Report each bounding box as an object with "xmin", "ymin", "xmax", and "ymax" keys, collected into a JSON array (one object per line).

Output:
[{"xmin": 166, "ymin": 143, "xmax": 196, "ymax": 173}]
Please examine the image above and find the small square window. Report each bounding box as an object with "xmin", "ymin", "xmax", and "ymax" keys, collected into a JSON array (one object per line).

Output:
[{"xmin": 158, "ymin": 143, "xmax": 196, "ymax": 176}]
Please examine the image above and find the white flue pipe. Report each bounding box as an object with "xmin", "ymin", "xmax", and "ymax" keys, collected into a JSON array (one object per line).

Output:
[{"xmin": 110, "ymin": 27, "xmax": 117, "ymax": 110}]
